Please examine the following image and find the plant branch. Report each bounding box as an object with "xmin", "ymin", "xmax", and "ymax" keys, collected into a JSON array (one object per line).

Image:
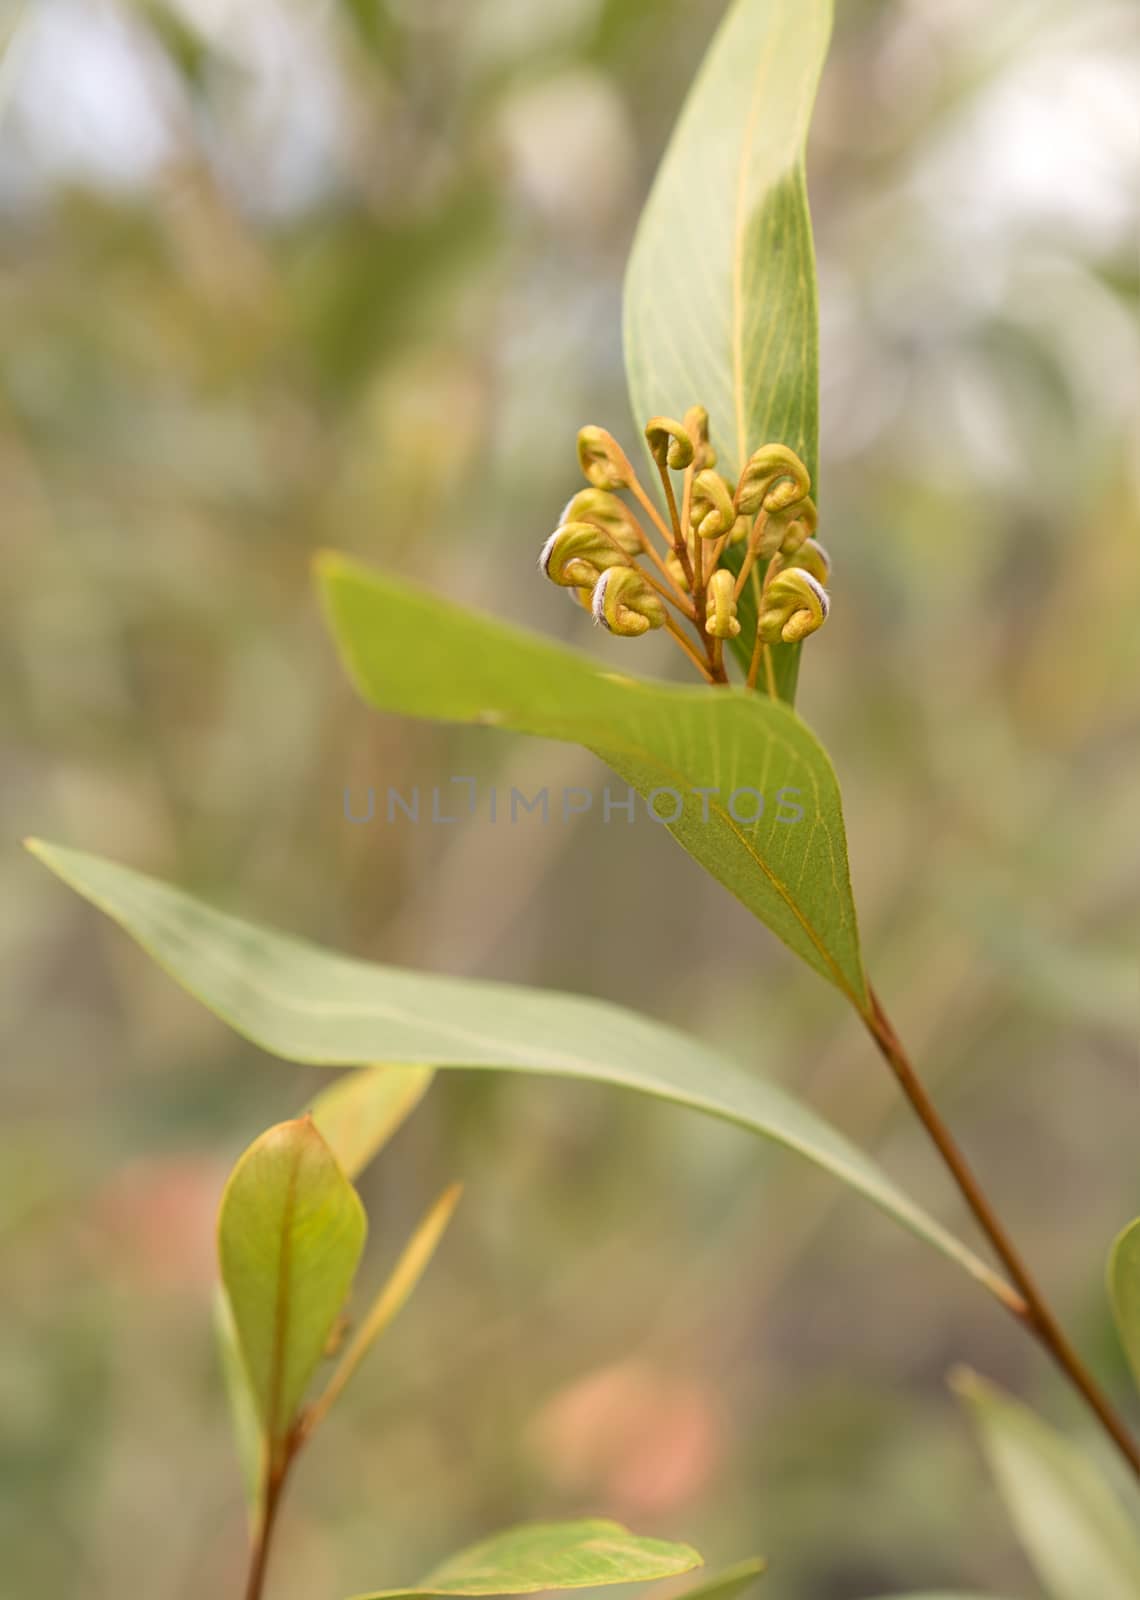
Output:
[
  {"xmin": 243, "ymin": 1435, "xmax": 299, "ymax": 1600},
  {"xmin": 864, "ymin": 983, "xmax": 1140, "ymax": 1480}
]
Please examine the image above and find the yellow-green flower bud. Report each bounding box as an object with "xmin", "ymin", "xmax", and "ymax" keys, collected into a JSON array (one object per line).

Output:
[
  {"xmin": 592, "ymin": 566, "xmax": 666, "ymax": 636},
  {"xmin": 683, "ymin": 404, "xmax": 709, "ymax": 444},
  {"xmin": 757, "ymin": 569, "xmax": 830, "ymax": 644},
  {"xmin": 540, "ymin": 522, "xmax": 629, "ymax": 589},
  {"xmin": 775, "ymin": 495, "xmax": 817, "ymax": 556},
  {"xmin": 577, "ymin": 426, "xmax": 634, "ymax": 490},
  {"xmin": 782, "ymin": 537, "xmax": 831, "ymax": 585},
  {"xmin": 735, "ymin": 443, "xmax": 811, "ymax": 516},
  {"xmin": 644, "ymin": 416, "xmax": 695, "ymax": 471},
  {"xmin": 683, "ymin": 404, "xmax": 717, "ymax": 468},
  {"xmin": 559, "ymin": 488, "xmax": 643, "ymax": 557},
  {"xmin": 665, "ymin": 552, "xmax": 691, "ymax": 593},
  {"xmin": 705, "ymin": 569, "xmax": 741, "ymax": 639},
  {"xmin": 691, "ymin": 469, "xmax": 736, "ymax": 540}
]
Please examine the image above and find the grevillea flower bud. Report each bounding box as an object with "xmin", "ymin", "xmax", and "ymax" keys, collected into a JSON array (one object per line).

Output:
[
  {"xmin": 577, "ymin": 426, "xmax": 634, "ymax": 490},
  {"xmin": 559, "ymin": 488, "xmax": 643, "ymax": 557},
  {"xmin": 775, "ymin": 495, "xmax": 817, "ymax": 556},
  {"xmin": 644, "ymin": 416, "xmax": 695, "ymax": 471},
  {"xmin": 691, "ymin": 470, "xmax": 736, "ymax": 540},
  {"xmin": 705, "ymin": 569, "xmax": 741, "ymax": 638},
  {"xmin": 665, "ymin": 552, "xmax": 691, "ymax": 593},
  {"xmin": 757, "ymin": 568, "xmax": 830, "ymax": 644},
  {"xmin": 782, "ymin": 537, "xmax": 830, "ymax": 585},
  {"xmin": 735, "ymin": 443, "xmax": 811, "ymax": 516},
  {"xmin": 683, "ymin": 404, "xmax": 717, "ymax": 469},
  {"xmin": 592, "ymin": 566, "xmax": 666, "ymax": 636},
  {"xmin": 539, "ymin": 522, "xmax": 630, "ymax": 589}
]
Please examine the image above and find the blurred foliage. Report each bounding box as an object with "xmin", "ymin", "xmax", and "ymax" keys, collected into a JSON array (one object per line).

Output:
[{"xmin": 1, "ymin": 1, "xmax": 1137, "ymax": 1597}]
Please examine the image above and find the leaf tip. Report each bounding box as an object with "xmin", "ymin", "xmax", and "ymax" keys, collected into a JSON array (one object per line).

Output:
[{"xmin": 313, "ymin": 548, "xmax": 363, "ymax": 603}]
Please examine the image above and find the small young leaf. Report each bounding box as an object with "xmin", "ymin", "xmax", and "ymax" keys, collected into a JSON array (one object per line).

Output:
[
  {"xmin": 953, "ymin": 1369, "xmax": 1140, "ymax": 1600},
  {"xmin": 308, "ymin": 1183, "xmax": 461, "ymax": 1432},
  {"xmin": 317, "ymin": 559, "xmax": 866, "ymax": 1004},
  {"xmin": 305, "ymin": 1064, "xmax": 433, "ymax": 1181},
  {"xmin": 1108, "ymin": 1216, "xmax": 1140, "ymax": 1394},
  {"xmin": 218, "ymin": 1118, "xmax": 367, "ymax": 1447},
  {"xmin": 29, "ymin": 841, "xmax": 1010, "ymax": 1306},
  {"xmin": 349, "ymin": 1519, "xmax": 702, "ymax": 1600},
  {"xmin": 624, "ymin": 0, "xmax": 832, "ymax": 703}
]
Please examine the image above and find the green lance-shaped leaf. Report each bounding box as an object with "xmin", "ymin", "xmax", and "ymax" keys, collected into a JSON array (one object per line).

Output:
[
  {"xmin": 1108, "ymin": 1216, "xmax": 1140, "ymax": 1395},
  {"xmin": 304, "ymin": 1064, "xmax": 433, "ymax": 1181},
  {"xmin": 28, "ymin": 840, "xmax": 1010, "ymax": 1305},
  {"xmin": 349, "ymin": 1519, "xmax": 702, "ymax": 1600},
  {"xmin": 953, "ymin": 1369, "xmax": 1140, "ymax": 1600},
  {"xmin": 624, "ymin": 0, "xmax": 832, "ymax": 704},
  {"xmin": 218, "ymin": 1118, "xmax": 367, "ymax": 1449},
  {"xmin": 317, "ymin": 557, "xmax": 866, "ymax": 1004}
]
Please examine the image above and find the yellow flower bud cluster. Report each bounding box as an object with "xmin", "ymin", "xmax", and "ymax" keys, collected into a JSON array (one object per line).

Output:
[{"xmin": 538, "ymin": 408, "xmax": 831, "ymax": 690}]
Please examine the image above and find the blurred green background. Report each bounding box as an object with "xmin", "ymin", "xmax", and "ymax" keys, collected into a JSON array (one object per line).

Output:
[{"xmin": 2, "ymin": 1, "xmax": 1138, "ymax": 1595}]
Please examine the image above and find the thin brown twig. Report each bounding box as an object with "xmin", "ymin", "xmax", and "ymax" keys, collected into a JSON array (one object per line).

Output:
[
  {"xmin": 864, "ymin": 984, "xmax": 1140, "ymax": 1481},
  {"xmin": 243, "ymin": 1450, "xmax": 291, "ymax": 1600}
]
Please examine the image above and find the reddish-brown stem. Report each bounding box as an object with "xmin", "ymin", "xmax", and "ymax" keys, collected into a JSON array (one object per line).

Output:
[
  {"xmin": 864, "ymin": 985, "xmax": 1140, "ymax": 1480},
  {"xmin": 242, "ymin": 1433, "xmax": 302, "ymax": 1600}
]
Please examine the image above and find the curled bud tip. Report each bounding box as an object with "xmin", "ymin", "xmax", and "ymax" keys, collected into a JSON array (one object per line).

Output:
[
  {"xmin": 577, "ymin": 426, "xmax": 633, "ymax": 491},
  {"xmin": 683, "ymin": 404, "xmax": 710, "ymax": 443},
  {"xmin": 735, "ymin": 443, "xmax": 812, "ymax": 516},
  {"xmin": 644, "ymin": 415, "xmax": 695, "ymax": 471},
  {"xmin": 683, "ymin": 406, "xmax": 717, "ymax": 468},
  {"xmin": 560, "ymin": 487, "xmax": 643, "ymax": 556},
  {"xmin": 775, "ymin": 495, "xmax": 818, "ymax": 556},
  {"xmin": 541, "ymin": 521, "xmax": 630, "ymax": 588},
  {"xmin": 691, "ymin": 469, "xmax": 736, "ymax": 540},
  {"xmin": 758, "ymin": 569, "xmax": 830, "ymax": 644},
  {"xmin": 705, "ymin": 568, "xmax": 741, "ymax": 639},
  {"xmin": 784, "ymin": 537, "xmax": 831, "ymax": 585},
  {"xmin": 593, "ymin": 566, "xmax": 666, "ymax": 636}
]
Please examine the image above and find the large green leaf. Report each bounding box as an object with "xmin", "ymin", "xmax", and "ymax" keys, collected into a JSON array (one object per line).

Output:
[
  {"xmin": 350, "ymin": 1520, "xmax": 702, "ymax": 1600},
  {"xmin": 317, "ymin": 557, "xmax": 866, "ymax": 1004},
  {"xmin": 1108, "ymin": 1217, "xmax": 1140, "ymax": 1394},
  {"xmin": 218, "ymin": 1118, "xmax": 367, "ymax": 1447},
  {"xmin": 954, "ymin": 1370, "xmax": 1140, "ymax": 1600},
  {"xmin": 30, "ymin": 839, "xmax": 1009, "ymax": 1302},
  {"xmin": 623, "ymin": 0, "xmax": 832, "ymax": 703}
]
